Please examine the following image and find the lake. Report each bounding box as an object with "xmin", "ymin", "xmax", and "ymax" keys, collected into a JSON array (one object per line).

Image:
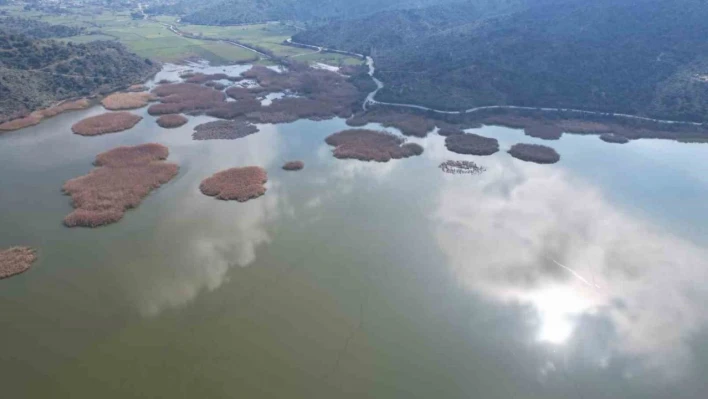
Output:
[{"xmin": 2, "ymin": 64, "xmax": 708, "ymax": 398}]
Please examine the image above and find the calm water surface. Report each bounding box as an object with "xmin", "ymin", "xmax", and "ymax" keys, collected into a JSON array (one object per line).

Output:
[{"xmin": 1, "ymin": 64, "xmax": 708, "ymax": 398}]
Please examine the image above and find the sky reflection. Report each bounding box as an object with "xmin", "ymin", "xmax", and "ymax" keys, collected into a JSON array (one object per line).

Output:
[{"xmin": 430, "ymin": 145, "xmax": 708, "ymax": 379}]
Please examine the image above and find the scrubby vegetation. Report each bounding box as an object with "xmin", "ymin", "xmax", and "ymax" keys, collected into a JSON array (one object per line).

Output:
[
  {"xmin": 600, "ymin": 133, "xmax": 630, "ymax": 144},
  {"xmin": 192, "ymin": 120, "xmax": 259, "ymax": 140},
  {"xmin": 199, "ymin": 166, "xmax": 268, "ymax": 202},
  {"xmin": 156, "ymin": 114, "xmax": 188, "ymax": 128},
  {"xmin": 0, "ymin": 16, "xmax": 85, "ymax": 38},
  {"xmin": 445, "ymin": 133, "xmax": 499, "ymax": 156},
  {"xmin": 101, "ymin": 92, "xmax": 155, "ymax": 111},
  {"xmin": 325, "ymin": 129, "xmax": 424, "ymax": 162},
  {"xmin": 0, "ymin": 31, "xmax": 158, "ymax": 124},
  {"xmin": 62, "ymin": 143, "xmax": 179, "ymax": 227},
  {"xmin": 71, "ymin": 112, "xmax": 142, "ymax": 136},
  {"xmin": 282, "ymin": 161, "xmax": 304, "ymax": 171},
  {"xmin": 0, "ymin": 246, "xmax": 37, "ymax": 280},
  {"xmin": 508, "ymin": 143, "xmax": 560, "ymax": 164}
]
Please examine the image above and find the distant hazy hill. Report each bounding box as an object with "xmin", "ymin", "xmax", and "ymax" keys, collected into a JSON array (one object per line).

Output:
[
  {"xmin": 0, "ymin": 31, "xmax": 158, "ymax": 122},
  {"xmin": 179, "ymin": 0, "xmax": 469, "ymax": 25},
  {"xmin": 296, "ymin": 0, "xmax": 708, "ymax": 122},
  {"xmin": 0, "ymin": 16, "xmax": 85, "ymax": 39}
]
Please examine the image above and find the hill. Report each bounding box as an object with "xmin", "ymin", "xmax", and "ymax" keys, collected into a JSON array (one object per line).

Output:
[
  {"xmin": 178, "ymin": 0, "xmax": 467, "ymax": 26},
  {"xmin": 295, "ymin": 0, "xmax": 708, "ymax": 122},
  {"xmin": 0, "ymin": 31, "xmax": 159, "ymax": 123}
]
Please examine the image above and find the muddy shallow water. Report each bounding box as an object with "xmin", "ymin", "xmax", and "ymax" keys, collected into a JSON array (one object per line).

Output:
[{"xmin": 2, "ymin": 64, "xmax": 708, "ymax": 398}]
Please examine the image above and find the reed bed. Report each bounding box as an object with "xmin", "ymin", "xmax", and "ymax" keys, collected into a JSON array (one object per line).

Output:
[
  {"xmin": 508, "ymin": 143, "xmax": 561, "ymax": 164},
  {"xmin": 445, "ymin": 133, "xmax": 500, "ymax": 156},
  {"xmin": 156, "ymin": 114, "xmax": 188, "ymax": 128},
  {"xmin": 72, "ymin": 112, "xmax": 143, "ymax": 136},
  {"xmin": 62, "ymin": 143, "xmax": 179, "ymax": 227},
  {"xmin": 325, "ymin": 129, "xmax": 424, "ymax": 162},
  {"xmin": 282, "ymin": 161, "xmax": 305, "ymax": 171},
  {"xmin": 192, "ymin": 120, "xmax": 259, "ymax": 140},
  {"xmin": 200, "ymin": 166, "xmax": 268, "ymax": 202},
  {"xmin": 0, "ymin": 247, "xmax": 37, "ymax": 280},
  {"xmin": 102, "ymin": 92, "xmax": 156, "ymax": 110}
]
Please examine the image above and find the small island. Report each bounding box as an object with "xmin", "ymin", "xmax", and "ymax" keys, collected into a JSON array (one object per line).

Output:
[
  {"xmin": 600, "ymin": 133, "xmax": 630, "ymax": 144},
  {"xmin": 62, "ymin": 143, "xmax": 179, "ymax": 227},
  {"xmin": 445, "ymin": 133, "xmax": 499, "ymax": 155},
  {"xmin": 282, "ymin": 161, "xmax": 305, "ymax": 171},
  {"xmin": 71, "ymin": 112, "xmax": 143, "ymax": 136},
  {"xmin": 508, "ymin": 143, "xmax": 560, "ymax": 164},
  {"xmin": 325, "ymin": 129, "xmax": 424, "ymax": 162},
  {"xmin": 192, "ymin": 120, "xmax": 259, "ymax": 140},
  {"xmin": 101, "ymin": 92, "xmax": 155, "ymax": 111},
  {"xmin": 439, "ymin": 160, "xmax": 486, "ymax": 175},
  {"xmin": 0, "ymin": 247, "xmax": 37, "ymax": 280},
  {"xmin": 157, "ymin": 114, "xmax": 188, "ymax": 128},
  {"xmin": 524, "ymin": 124, "xmax": 563, "ymax": 140},
  {"xmin": 200, "ymin": 166, "xmax": 268, "ymax": 202}
]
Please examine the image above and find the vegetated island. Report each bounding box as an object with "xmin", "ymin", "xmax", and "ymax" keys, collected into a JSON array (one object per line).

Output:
[
  {"xmin": 439, "ymin": 160, "xmax": 486, "ymax": 175},
  {"xmin": 192, "ymin": 120, "xmax": 259, "ymax": 140},
  {"xmin": 0, "ymin": 247, "xmax": 37, "ymax": 280},
  {"xmin": 600, "ymin": 133, "xmax": 630, "ymax": 144},
  {"xmin": 445, "ymin": 133, "xmax": 499, "ymax": 156},
  {"xmin": 71, "ymin": 112, "xmax": 143, "ymax": 136},
  {"xmin": 282, "ymin": 161, "xmax": 305, "ymax": 171},
  {"xmin": 200, "ymin": 166, "xmax": 268, "ymax": 202},
  {"xmin": 347, "ymin": 109, "xmax": 436, "ymax": 137},
  {"xmin": 508, "ymin": 143, "xmax": 561, "ymax": 164},
  {"xmin": 101, "ymin": 92, "xmax": 156, "ymax": 111},
  {"xmin": 325, "ymin": 129, "xmax": 424, "ymax": 162},
  {"xmin": 62, "ymin": 143, "xmax": 179, "ymax": 227},
  {"xmin": 157, "ymin": 114, "xmax": 189, "ymax": 128}
]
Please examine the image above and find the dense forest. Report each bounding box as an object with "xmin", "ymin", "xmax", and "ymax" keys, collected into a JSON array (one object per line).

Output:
[
  {"xmin": 0, "ymin": 31, "xmax": 159, "ymax": 122},
  {"xmin": 295, "ymin": 0, "xmax": 708, "ymax": 122},
  {"xmin": 173, "ymin": 0, "xmax": 469, "ymax": 26}
]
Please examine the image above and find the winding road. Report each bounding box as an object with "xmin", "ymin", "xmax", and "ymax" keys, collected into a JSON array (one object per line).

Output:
[{"xmin": 286, "ymin": 38, "xmax": 705, "ymax": 126}]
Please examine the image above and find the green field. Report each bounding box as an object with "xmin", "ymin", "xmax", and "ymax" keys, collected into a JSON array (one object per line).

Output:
[{"xmin": 0, "ymin": 5, "xmax": 362, "ymax": 66}]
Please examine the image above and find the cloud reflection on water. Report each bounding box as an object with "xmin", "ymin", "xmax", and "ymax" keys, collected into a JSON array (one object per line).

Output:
[{"xmin": 431, "ymin": 149, "xmax": 708, "ymax": 378}]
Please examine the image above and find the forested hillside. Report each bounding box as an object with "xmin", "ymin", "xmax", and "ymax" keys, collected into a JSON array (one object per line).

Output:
[
  {"xmin": 0, "ymin": 17, "xmax": 85, "ymax": 39},
  {"xmin": 295, "ymin": 0, "xmax": 708, "ymax": 122},
  {"xmin": 178, "ymin": 0, "xmax": 469, "ymax": 25},
  {"xmin": 0, "ymin": 31, "xmax": 159, "ymax": 122}
]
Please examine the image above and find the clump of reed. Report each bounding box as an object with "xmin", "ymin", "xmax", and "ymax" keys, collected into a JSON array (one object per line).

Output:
[
  {"xmin": 0, "ymin": 98, "xmax": 91, "ymax": 132},
  {"xmin": 325, "ymin": 129, "xmax": 424, "ymax": 162},
  {"xmin": 102, "ymin": 92, "xmax": 156, "ymax": 111},
  {"xmin": 0, "ymin": 247, "xmax": 37, "ymax": 280},
  {"xmin": 192, "ymin": 120, "xmax": 259, "ymax": 140},
  {"xmin": 206, "ymin": 99, "xmax": 261, "ymax": 119},
  {"xmin": 199, "ymin": 166, "xmax": 268, "ymax": 202},
  {"xmin": 508, "ymin": 143, "xmax": 560, "ymax": 164},
  {"xmin": 282, "ymin": 161, "xmax": 304, "ymax": 171},
  {"xmin": 149, "ymin": 83, "xmax": 226, "ymax": 116},
  {"xmin": 439, "ymin": 160, "xmax": 486, "ymax": 175},
  {"xmin": 445, "ymin": 133, "xmax": 499, "ymax": 156},
  {"xmin": 600, "ymin": 133, "xmax": 630, "ymax": 144},
  {"xmin": 71, "ymin": 112, "xmax": 143, "ymax": 136},
  {"xmin": 62, "ymin": 143, "xmax": 179, "ymax": 227},
  {"xmin": 156, "ymin": 114, "xmax": 188, "ymax": 128}
]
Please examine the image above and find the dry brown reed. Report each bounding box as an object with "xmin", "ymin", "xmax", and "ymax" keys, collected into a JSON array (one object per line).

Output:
[
  {"xmin": 199, "ymin": 166, "xmax": 268, "ymax": 202},
  {"xmin": 206, "ymin": 99, "xmax": 261, "ymax": 119},
  {"xmin": 347, "ymin": 110, "xmax": 435, "ymax": 137},
  {"xmin": 445, "ymin": 133, "xmax": 500, "ymax": 156},
  {"xmin": 600, "ymin": 133, "xmax": 630, "ymax": 144},
  {"xmin": 192, "ymin": 120, "xmax": 259, "ymax": 140},
  {"xmin": 325, "ymin": 129, "xmax": 424, "ymax": 162},
  {"xmin": 282, "ymin": 161, "xmax": 304, "ymax": 171},
  {"xmin": 102, "ymin": 92, "xmax": 156, "ymax": 110},
  {"xmin": 62, "ymin": 143, "xmax": 179, "ymax": 227},
  {"xmin": 149, "ymin": 83, "xmax": 226, "ymax": 115},
  {"xmin": 0, "ymin": 99, "xmax": 91, "ymax": 132},
  {"xmin": 156, "ymin": 114, "xmax": 188, "ymax": 128},
  {"xmin": 72, "ymin": 112, "xmax": 143, "ymax": 136},
  {"xmin": 508, "ymin": 143, "xmax": 560, "ymax": 164},
  {"xmin": 0, "ymin": 247, "xmax": 37, "ymax": 280}
]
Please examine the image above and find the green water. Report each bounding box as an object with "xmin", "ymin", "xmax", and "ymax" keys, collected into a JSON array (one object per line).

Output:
[{"xmin": 2, "ymin": 66, "xmax": 708, "ymax": 398}]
